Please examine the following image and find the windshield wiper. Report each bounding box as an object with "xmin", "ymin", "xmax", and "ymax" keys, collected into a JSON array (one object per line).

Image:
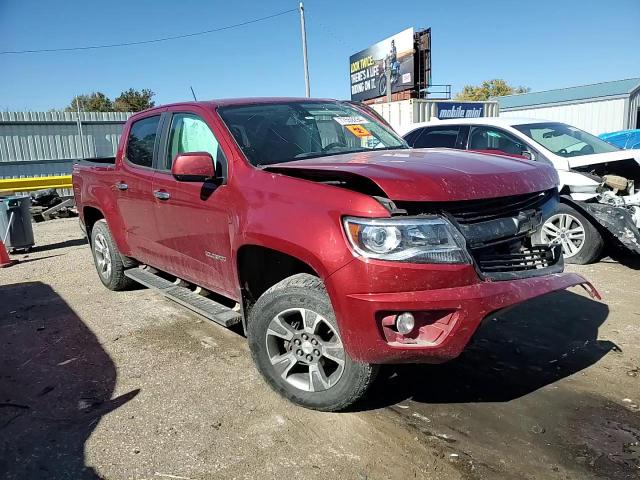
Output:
[{"xmin": 293, "ymin": 148, "xmax": 373, "ymax": 160}]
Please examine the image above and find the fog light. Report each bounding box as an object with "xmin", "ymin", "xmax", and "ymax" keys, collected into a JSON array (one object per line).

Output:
[{"xmin": 396, "ymin": 312, "xmax": 415, "ymax": 334}]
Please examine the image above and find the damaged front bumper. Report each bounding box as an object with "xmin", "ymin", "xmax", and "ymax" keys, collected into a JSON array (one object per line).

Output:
[
  {"xmin": 579, "ymin": 202, "xmax": 640, "ymax": 254},
  {"xmin": 327, "ymin": 258, "xmax": 600, "ymax": 364}
]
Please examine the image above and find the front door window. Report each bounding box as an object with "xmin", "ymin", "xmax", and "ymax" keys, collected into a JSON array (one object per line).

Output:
[
  {"xmin": 165, "ymin": 113, "xmax": 225, "ymax": 171},
  {"xmin": 468, "ymin": 126, "xmax": 530, "ymax": 158}
]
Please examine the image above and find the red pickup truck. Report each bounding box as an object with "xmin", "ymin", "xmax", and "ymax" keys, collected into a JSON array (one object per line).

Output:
[{"xmin": 73, "ymin": 98, "xmax": 598, "ymax": 411}]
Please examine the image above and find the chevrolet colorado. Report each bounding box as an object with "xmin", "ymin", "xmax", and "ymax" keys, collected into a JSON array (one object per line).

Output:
[{"xmin": 73, "ymin": 98, "xmax": 597, "ymax": 411}]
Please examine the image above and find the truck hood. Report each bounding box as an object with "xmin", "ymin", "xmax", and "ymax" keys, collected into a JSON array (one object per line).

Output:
[
  {"xmin": 265, "ymin": 149, "xmax": 558, "ymax": 202},
  {"xmin": 566, "ymin": 149, "xmax": 640, "ymax": 169}
]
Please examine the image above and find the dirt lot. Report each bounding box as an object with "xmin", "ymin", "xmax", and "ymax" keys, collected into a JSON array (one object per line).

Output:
[{"xmin": 1, "ymin": 218, "xmax": 639, "ymax": 480}]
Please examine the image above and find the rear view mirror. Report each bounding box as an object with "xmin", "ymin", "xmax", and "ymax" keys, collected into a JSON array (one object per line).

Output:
[{"xmin": 171, "ymin": 152, "xmax": 215, "ymax": 182}]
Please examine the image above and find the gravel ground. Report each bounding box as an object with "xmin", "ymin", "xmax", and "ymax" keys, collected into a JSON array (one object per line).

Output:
[{"xmin": 1, "ymin": 217, "xmax": 639, "ymax": 480}]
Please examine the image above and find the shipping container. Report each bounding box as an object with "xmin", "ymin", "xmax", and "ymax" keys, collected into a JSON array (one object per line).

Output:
[{"xmin": 370, "ymin": 99, "xmax": 499, "ymax": 133}]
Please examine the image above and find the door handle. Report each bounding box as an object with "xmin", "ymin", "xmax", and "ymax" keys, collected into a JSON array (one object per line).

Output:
[
  {"xmin": 115, "ymin": 182, "xmax": 128, "ymax": 191},
  {"xmin": 153, "ymin": 190, "xmax": 171, "ymax": 201}
]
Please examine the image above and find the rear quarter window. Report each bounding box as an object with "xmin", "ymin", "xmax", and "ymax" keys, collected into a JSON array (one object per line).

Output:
[{"xmin": 403, "ymin": 129, "xmax": 424, "ymax": 147}]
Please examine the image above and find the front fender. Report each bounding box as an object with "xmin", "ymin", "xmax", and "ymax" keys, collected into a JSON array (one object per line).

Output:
[{"xmin": 232, "ymin": 169, "xmax": 388, "ymax": 281}]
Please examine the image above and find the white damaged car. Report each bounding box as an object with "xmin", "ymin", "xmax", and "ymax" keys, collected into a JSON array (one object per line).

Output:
[{"xmin": 401, "ymin": 118, "xmax": 640, "ymax": 264}]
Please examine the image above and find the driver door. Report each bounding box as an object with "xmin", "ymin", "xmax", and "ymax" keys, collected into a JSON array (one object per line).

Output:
[{"xmin": 151, "ymin": 110, "xmax": 236, "ymax": 299}]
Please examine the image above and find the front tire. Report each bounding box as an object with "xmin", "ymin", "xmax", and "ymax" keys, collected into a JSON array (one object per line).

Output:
[
  {"xmin": 536, "ymin": 203, "xmax": 604, "ymax": 265},
  {"xmin": 90, "ymin": 219, "xmax": 134, "ymax": 291},
  {"xmin": 247, "ymin": 273, "xmax": 377, "ymax": 411}
]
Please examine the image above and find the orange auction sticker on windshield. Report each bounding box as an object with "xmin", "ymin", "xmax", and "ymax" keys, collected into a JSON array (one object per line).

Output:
[{"xmin": 345, "ymin": 124, "xmax": 371, "ymax": 137}]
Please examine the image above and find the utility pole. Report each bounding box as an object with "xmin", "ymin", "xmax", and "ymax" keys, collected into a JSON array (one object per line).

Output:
[
  {"xmin": 75, "ymin": 95, "xmax": 86, "ymax": 158},
  {"xmin": 299, "ymin": 2, "xmax": 310, "ymax": 97}
]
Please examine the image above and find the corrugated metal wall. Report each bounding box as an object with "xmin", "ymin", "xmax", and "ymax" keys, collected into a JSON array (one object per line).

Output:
[
  {"xmin": 0, "ymin": 111, "xmax": 132, "ymax": 180},
  {"xmin": 627, "ymin": 89, "xmax": 640, "ymax": 130},
  {"xmin": 500, "ymin": 98, "xmax": 626, "ymax": 135},
  {"xmin": 372, "ymin": 100, "xmax": 415, "ymax": 131}
]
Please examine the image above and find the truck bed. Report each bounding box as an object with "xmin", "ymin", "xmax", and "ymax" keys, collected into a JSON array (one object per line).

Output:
[{"xmin": 75, "ymin": 156, "xmax": 116, "ymax": 165}]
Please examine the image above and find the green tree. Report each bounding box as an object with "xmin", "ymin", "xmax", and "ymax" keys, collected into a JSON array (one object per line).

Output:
[
  {"xmin": 113, "ymin": 88, "xmax": 155, "ymax": 112},
  {"xmin": 65, "ymin": 92, "xmax": 113, "ymax": 112},
  {"xmin": 455, "ymin": 79, "xmax": 530, "ymax": 101}
]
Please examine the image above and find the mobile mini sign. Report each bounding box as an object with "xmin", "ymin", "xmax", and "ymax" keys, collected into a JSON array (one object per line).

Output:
[
  {"xmin": 436, "ymin": 102, "xmax": 485, "ymax": 119},
  {"xmin": 349, "ymin": 28, "xmax": 415, "ymax": 102}
]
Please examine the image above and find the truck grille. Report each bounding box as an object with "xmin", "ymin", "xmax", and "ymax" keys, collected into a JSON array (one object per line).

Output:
[
  {"xmin": 437, "ymin": 189, "xmax": 556, "ymax": 224},
  {"xmin": 473, "ymin": 244, "xmax": 562, "ymax": 279},
  {"xmin": 395, "ymin": 189, "xmax": 561, "ymax": 280}
]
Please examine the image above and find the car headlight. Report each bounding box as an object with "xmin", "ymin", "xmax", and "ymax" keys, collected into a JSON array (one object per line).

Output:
[{"xmin": 343, "ymin": 216, "xmax": 469, "ymax": 264}]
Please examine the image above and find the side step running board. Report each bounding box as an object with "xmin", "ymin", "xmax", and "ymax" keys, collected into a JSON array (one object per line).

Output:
[{"xmin": 124, "ymin": 267, "xmax": 241, "ymax": 327}]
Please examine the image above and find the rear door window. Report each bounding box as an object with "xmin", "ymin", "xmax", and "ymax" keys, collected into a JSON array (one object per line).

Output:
[
  {"xmin": 411, "ymin": 127, "xmax": 461, "ymax": 148},
  {"xmin": 126, "ymin": 116, "xmax": 161, "ymax": 168}
]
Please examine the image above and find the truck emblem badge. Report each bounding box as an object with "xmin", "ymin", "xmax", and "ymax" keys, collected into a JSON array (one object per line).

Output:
[
  {"xmin": 205, "ymin": 251, "xmax": 226, "ymax": 262},
  {"xmin": 514, "ymin": 210, "xmax": 543, "ymax": 234}
]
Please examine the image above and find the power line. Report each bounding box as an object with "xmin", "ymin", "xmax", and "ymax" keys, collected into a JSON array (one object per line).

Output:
[{"xmin": 0, "ymin": 8, "xmax": 297, "ymax": 55}]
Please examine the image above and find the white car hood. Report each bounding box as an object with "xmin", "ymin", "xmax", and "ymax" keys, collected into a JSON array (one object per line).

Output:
[{"xmin": 567, "ymin": 149, "xmax": 640, "ymax": 168}]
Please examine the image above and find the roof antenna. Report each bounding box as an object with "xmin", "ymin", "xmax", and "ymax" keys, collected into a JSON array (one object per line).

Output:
[{"xmin": 190, "ymin": 86, "xmax": 197, "ymax": 101}]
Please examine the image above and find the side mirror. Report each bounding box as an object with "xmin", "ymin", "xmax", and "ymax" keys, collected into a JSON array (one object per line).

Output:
[
  {"xmin": 521, "ymin": 150, "xmax": 534, "ymax": 161},
  {"xmin": 171, "ymin": 152, "xmax": 215, "ymax": 182}
]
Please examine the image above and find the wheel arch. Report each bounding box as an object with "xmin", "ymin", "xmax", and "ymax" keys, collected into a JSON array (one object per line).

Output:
[
  {"xmin": 236, "ymin": 244, "xmax": 319, "ymax": 332},
  {"xmin": 84, "ymin": 205, "xmax": 136, "ymax": 268},
  {"xmin": 80, "ymin": 196, "xmax": 131, "ymax": 255},
  {"xmin": 83, "ymin": 206, "xmax": 105, "ymax": 241}
]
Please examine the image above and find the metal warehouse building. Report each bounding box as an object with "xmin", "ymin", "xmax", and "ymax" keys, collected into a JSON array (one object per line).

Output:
[
  {"xmin": 497, "ymin": 78, "xmax": 640, "ymax": 135},
  {"xmin": 0, "ymin": 111, "xmax": 131, "ymax": 180}
]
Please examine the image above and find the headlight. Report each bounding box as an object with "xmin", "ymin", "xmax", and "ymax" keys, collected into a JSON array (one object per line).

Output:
[{"xmin": 343, "ymin": 216, "xmax": 469, "ymax": 264}]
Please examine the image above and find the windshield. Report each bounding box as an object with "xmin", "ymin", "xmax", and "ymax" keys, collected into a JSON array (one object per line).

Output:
[
  {"xmin": 217, "ymin": 101, "xmax": 407, "ymax": 166},
  {"xmin": 513, "ymin": 122, "xmax": 619, "ymax": 157}
]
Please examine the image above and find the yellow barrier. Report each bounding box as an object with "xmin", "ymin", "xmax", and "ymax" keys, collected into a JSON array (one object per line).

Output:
[{"xmin": 0, "ymin": 175, "xmax": 73, "ymax": 193}]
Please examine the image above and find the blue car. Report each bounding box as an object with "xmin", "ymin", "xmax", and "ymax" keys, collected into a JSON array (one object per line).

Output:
[{"xmin": 599, "ymin": 129, "xmax": 640, "ymax": 149}]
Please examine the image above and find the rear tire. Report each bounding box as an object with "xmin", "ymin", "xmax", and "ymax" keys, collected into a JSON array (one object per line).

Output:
[
  {"xmin": 90, "ymin": 219, "xmax": 134, "ymax": 291},
  {"xmin": 535, "ymin": 203, "xmax": 604, "ymax": 265},
  {"xmin": 247, "ymin": 273, "xmax": 377, "ymax": 411}
]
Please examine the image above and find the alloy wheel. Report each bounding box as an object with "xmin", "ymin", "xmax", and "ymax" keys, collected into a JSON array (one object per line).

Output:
[
  {"xmin": 93, "ymin": 233, "xmax": 112, "ymax": 280},
  {"xmin": 540, "ymin": 213, "xmax": 586, "ymax": 258},
  {"xmin": 265, "ymin": 308, "xmax": 345, "ymax": 392}
]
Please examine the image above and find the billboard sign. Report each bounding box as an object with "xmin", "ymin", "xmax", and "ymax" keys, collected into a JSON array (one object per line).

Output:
[
  {"xmin": 349, "ymin": 28, "xmax": 415, "ymax": 102},
  {"xmin": 436, "ymin": 102, "xmax": 485, "ymax": 119}
]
